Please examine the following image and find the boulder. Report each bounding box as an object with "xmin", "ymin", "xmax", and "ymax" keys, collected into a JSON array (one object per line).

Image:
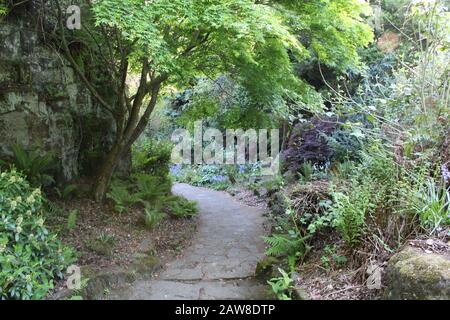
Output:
[{"xmin": 384, "ymin": 246, "xmax": 450, "ymax": 300}]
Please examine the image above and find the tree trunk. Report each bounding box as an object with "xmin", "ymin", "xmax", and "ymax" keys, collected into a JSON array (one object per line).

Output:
[
  {"xmin": 92, "ymin": 81, "xmax": 165, "ymax": 202},
  {"xmin": 93, "ymin": 140, "xmax": 124, "ymax": 202}
]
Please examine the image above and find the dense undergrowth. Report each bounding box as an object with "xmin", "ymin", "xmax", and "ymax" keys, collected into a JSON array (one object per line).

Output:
[
  {"xmin": 164, "ymin": 1, "xmax": 450, "ymax": 300},
  {"xmin": 1, "ymin": 0, "xmax": 449, "ymax": 301}
]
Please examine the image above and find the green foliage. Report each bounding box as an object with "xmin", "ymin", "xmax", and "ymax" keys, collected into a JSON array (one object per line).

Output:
[
  {"xmin": 327, "ymin": 127, "xmax": 365, "ymax": 163},
  {"xmin": 144, "ymin": 206, "xmax": 166, "ymax": 229},
  {"xmin": 332, "ymin": 161, "xmax": 355, "ymax": 180},
  {"xmin": 90, "ymin": 0, "xmax": 373, "ymax": 118},
  {"xmin": 107, "ymin": 170, "xmax": 197, "ymax": 222},
  {"xmin": 329, "ymin": 181, "xmax": 371, "ymax": 247},
  {"xmin": 171, "ymin": 164, "xmax": 262, "ymax": 190},
  {"xmin": 54, "ymin": 184, "xmax": 79, "ymax": 201},
  {"xmin": 7, "ymin": 145, "xmax": 56, "ymax": 188},
  {"xmin": 65, "ymin": 277, "xmax": 90, "ymax": 301},
  {"xmin": 320, "ymin": 245, "xmax": 348, "ymax": 270},
  {"xmin": 97, "ymin": 232, "xmax": 116, "ymax": 246},
  {"xmin": 86, "ymin": 232, "xmax": 116, "ymax": 256},
  {"xmin": 299, "ymin": 162, "xmax": 314, "ymax": 182},
  {"xmin": 264, "ymin": 230, "xmax": 310, "ymax": 271},
  {"xmin": 304, "ymin": 200, "xmax": 336, "ymax": 235},
  {"xmin": 106, "ymin": 180, "xmax": 139, "ymax": 214},
  {"xmin": 267, "ymin": 268, "xmax": 294, "ymax": 300},
  {"xmin": 143, "ymin": 194, "xmax": 197, "ymax": 229},
  {"xmin": 134, "ymin": 173, "xmax": 172, "ymax": 203},
  {"xmin": 161, "ymin": 195, "xmax": 198, "ymax": 218},
  {"xmin": 0, "ymin": 169, "xmax": 75, "ymax": 300},
  {"xmin": 132, "ymin": 139, "xmax": 173, "ymax": 177},
  {"xmin": 0, "ymin": 0, "xmax": 8, "ymax": 18},
  {"xmin": 67, "ymin": 209, "xmax": 78, "ymax": 231},
  {"xmin": 407, "ymin": 178, "xmax": 450, "ymax": 234}
]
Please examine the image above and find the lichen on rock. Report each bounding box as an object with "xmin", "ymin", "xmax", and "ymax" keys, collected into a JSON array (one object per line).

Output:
[{"xmin": 385, "ymin": 246, "xmax": 450, "ymax": 300}]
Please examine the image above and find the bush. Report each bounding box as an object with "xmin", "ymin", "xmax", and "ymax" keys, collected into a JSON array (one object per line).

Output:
[
  {"xmin": 132, "ymin": 139, "xmax": 173, "ymax": 177},
  {"xmin": 106, "ymin": 180, "xmax": 140, "ymax": 214},
  {"xmin": 407, "ymin": 177, "xmax": 450, "ymax": 234},
  {"xmin": 107, "ymin": 172, "xmax": 197, "ymax": 222},
  {"xmin": 329, "ymin": 181, "xmax": 371, "ymax": 247},
  {"xmin": 159, "ymin": 195, "xmax": 198, "ymax": 218},
  {"xmin": 0, "ymin": 169, "xmax": 75, "ymax": 300},
  {"xmin": 144, "ymin": 206, "xmax": 166, "ymax": 229},
  {"xmin": 134, "ymin": 173, "xmax": 172, "ymax": 202}
]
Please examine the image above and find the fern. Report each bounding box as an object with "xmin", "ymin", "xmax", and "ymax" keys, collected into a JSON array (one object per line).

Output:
[
  {"xmin": 55, "ymin": 184, "xmax": 79, "ymax": 200},
  {"xmin": 10, "ymin": 145, "xmax": 56, "ymax": 187},
  {"xmin": 264, "ymin": 233, "xmax": 309, "ymax": 257},
  {"xmin": 134, "ymin": 173, "xmax": 172, "ymax": 202},
  {"xmin": 300, "ymin": 161, "xmax": 314, "ymax": 182},
  {"xmin": 331, "ymin": 183, "xmax": 370, "ymax": 247},
  {"xmin": 143, "ymin": 204, "xmax": 166, "ymax": 229},
  {"xmin": 67, "ymin": 209, "xmax": 78, "ymax": 230},
  {"xmin": 159, "ymin": 195, "xmax": 198, "ymax": 218},
  {"xmin": 106, "ymin": 180, "xmax": 139, "ymax": 213}
]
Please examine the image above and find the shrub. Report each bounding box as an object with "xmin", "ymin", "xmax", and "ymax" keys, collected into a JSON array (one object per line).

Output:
[
  {"xmin": 329, "ymin": 181, "xmax": 371, "ymax": 247},
  {"xmin": 106, "ymin": 180, "xmax": 139, "ymax": 214},
  {"xmin": 67, "ymin": 209, "xmax": 78, "ymax": 231},
  {"xmin": 407, "ymin": 177, "xmax": 450, "ymax": 234},
  {"xmin": 132, "ymin": 139, "xmax": 173, "ymax": 177},
  {"xmin": 134, "ymin": 173, "xmax": 172, "ymax": 202},
  {"xmin": 0, "ymin": 169, "xmax": 75, "ymax": 300},
  {"xmin": 4, "ymin": 145, "xmax": 57, "ymax": 187},
  {"xmin": 107, "ymin": 172, "xmax": 196, "ymax": 222},
  {"xmin": 143, "ymin": 206, "xmax": 166, "ymax": 229},
  {"xmin": 54, "ymin": 184, "xmax": 79, "ymax": 201},
  {"xmin": 159, "ymin": 195, "xmax": 198, "ymax": 218},
  {"xmin": 299, "ymin": 161, "xmax": 314, "ymax": 182},
  {"xmin": 267, "ymin": 268, "xmax": 294, "ymax": 300}
]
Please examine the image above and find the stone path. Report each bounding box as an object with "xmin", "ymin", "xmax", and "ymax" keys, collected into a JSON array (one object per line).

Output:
[{"xmin": 111, "ymin": 183, "xmax": 269, "ymax": 300}]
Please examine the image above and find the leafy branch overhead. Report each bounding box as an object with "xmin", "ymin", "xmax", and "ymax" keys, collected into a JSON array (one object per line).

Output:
[{"xmin": 51, "ymin": 0, "xmax": 374, "ymax": 200}]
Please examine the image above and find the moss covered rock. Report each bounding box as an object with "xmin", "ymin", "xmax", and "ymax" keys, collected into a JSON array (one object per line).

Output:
[
  {"xmin": 255, "ymin": 256, "xmax": 280, "ymax": 281},
  {"xmin": 385, "ymin": 246, "xmax": 450, "ymax": 300}
]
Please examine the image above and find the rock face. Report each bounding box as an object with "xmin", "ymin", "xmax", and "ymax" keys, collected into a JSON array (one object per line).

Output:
[
  {"xmin": 0, "ymin": 13, "xmax": 126, "ymax": 181},
  {"xmin": 385, "ymin": 246, "xmax": 450, "ymax": 300}
]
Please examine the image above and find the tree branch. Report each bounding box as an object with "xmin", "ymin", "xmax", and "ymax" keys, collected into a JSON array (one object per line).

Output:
[{"xmin": 55, "ymin": 0, "xmax": 114, "ymax": 115}]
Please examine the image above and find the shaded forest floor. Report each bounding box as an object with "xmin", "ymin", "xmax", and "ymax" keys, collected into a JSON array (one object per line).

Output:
[{"xmin": 45, "ymin": 196, "xmax": 197, "ymax": 298}]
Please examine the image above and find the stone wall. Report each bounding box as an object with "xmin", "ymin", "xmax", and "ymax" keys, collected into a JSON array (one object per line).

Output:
[{"xmin": 0, "ymin": 13, "xmax": 123, "ymax": 181}]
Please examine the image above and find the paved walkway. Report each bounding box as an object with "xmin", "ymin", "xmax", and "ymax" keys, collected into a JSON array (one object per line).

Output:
[{"xmin": 111, "ymin": 183, "xmax": 268, "ymax": 300}]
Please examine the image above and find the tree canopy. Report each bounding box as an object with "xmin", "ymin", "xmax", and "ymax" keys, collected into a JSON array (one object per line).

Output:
[{"xmin": 53, "ymin": 0, "xmax": 373, "ymax": 200}]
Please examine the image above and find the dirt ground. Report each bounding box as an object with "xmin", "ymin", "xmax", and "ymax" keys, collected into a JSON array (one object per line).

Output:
[{"xmin": 46, "ymin": 197, "xmax": 198, "ymax": 297}]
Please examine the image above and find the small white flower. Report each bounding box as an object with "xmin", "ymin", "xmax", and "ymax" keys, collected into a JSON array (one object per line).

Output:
[
  {"xmin": 26, "ymin": 195, "xmax": 35, "ymax": 204},
  {"xmin": 36, "ymin": 218, "xmax": 44, "ymax": 227},
  {"xmin": 10, "ymin": 200, "xmax": 17, "ymax": 210},
  {"xmin": 0, "ymin": 243, "xmax": 6, "ymax": 254},
  {"xmin": 1, "ymin": 172, "xmax": 6, "ymax": 178},
  {"xmin": 16, "ymin": 226, "xmax": 23, "ymax": 234},
  {"xmin": 8, "ymin": 176, "xmax": 17, "ymax": 183},
  {"xmin": 15, "ymin": 196, "xmax": 22, "ymax": 203},
  {"xmin": 16, "ymin": 215, "xmax": 23, "ymax": 225},
  {"xmin": 26, "ymin": 210, "xmax": 32, "ymax": 216},
  {"xmin": 25, "ymin": 274, "xmax": 32, "ymax": 283}
]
